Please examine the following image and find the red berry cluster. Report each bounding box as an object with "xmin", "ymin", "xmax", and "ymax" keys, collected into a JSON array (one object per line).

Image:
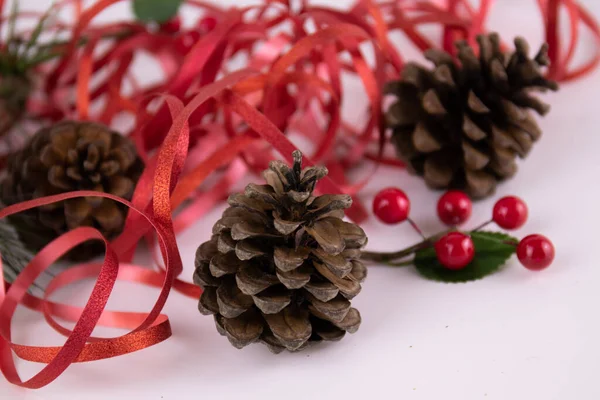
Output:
[
  {"xmin": 157, "ymin": 15, "xmax": 219, "ymax": 55},
  {"xmin": 372, "ymin": 188, "xmax": 555, "ymax": 271},
  {"xmin": 159, "ymin": 15, "xmax": 217, "ymax": 34}
]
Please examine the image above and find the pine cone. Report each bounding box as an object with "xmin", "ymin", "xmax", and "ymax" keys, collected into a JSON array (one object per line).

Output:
[
  {"xmin": 385, "ymin": 33, "xmax": 559, "ymax": 198},
  {"xmin": 0, "ymin": 74, "xmax": 31, "ymax": 137},
  {"xmin": 194, "ymin": 151, "xmax": 368, "ymax": 353},
  {"xmin": 0, "ymin": 121, "xmax": 144, "ymax": 257}
]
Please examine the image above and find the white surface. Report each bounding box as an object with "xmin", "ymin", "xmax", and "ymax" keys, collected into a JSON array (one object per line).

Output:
[{"xmin": 2, "ymin": 0, "xmax": 600, "ymax": 399}]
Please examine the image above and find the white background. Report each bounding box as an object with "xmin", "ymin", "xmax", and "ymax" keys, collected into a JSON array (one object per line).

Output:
[{"xmin": 2, "ymin": 0, "xmax": 600, "ymax": 399}]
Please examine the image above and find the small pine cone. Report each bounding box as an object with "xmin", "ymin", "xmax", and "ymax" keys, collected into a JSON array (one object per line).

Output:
[
  {"xmin": 0, "ymin": 74, "xmax": 31, "ymax": 137},
  {"xmin": 0, "ymin": 121, "xmax": 144, "ymax": 258},
  {"xmin": 385, "ymin": 33, "xmax": 559, "ymax": 198},
  {"xmin": 194, "ymin": 151, "xmax": 368, "ymax": 353}
]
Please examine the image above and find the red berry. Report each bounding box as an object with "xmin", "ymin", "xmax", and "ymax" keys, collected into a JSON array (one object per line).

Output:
[
  {"xmin": 437, "ymin": 190, "xmax": 472, "ymax": 226},
  {"xmin": 435, "ymin": 232, "xmax": 475, "ymax": 270},
  {"xmin": 199, "ymin": 16, "xmax": 217, "ymax": 33},
  {"xmin": 160, "ymin": 16, "xmax": 181, "ymax": 34},
  {"xmin": 493, "ymin": 196, "xmax": 528, "ymax": 230},
  {"xmin": 517, "ymin": 234, "xmax": 554, "ymax": 271},
  {"xmin": 175, "ymin": 31, "xmax": 201, "ymax": 54},
  {"xmin": 372, "ymin": 187, "xmax": 410, "ymax": 224}
]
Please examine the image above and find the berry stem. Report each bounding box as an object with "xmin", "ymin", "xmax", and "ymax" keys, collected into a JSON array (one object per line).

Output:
[
  {"xmin": 468, "ymin": 231, "xmax": 519, "ymax": 247},
  {"xmin": 362, "ymin": 242, "xmax": 427, "ymax": 262},
  {"xmin": 362, "ymin": 229, "xmax": 452, "ymax": 263},
  {"xmin": 407, "ymin": 217, "xmax": 426, "ymax": 240},
  {"xmin": 384, "ymin": 259, "xmax": 414, "ymax": 267},
  {"xmin": 472, "ymin": 219, "xmax": 493, "ymax": 232}
]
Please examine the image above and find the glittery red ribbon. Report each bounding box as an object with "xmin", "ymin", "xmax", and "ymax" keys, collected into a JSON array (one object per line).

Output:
[{"xmin": 1, "ymin": 0, "xmax": 599, "ymax": 389}]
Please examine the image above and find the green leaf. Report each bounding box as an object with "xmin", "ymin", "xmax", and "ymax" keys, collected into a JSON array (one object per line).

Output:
[
  {"xmin": 132, "ymin": 0, "xmax": 184, "ymax": 23},
  {"xmin": 413, "ymin": 231, "xmax": 518, "ymax": 283}
]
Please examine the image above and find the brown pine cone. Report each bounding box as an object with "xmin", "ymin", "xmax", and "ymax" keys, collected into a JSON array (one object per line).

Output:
[
  {"xmin": 0, "ymin": 74, "xmax": 31, "ymax": 137},
  {"xmin": 385, "ymin": 33, "xmax": 559, "ymax": 198},
  {"xmin": 194, "ymin": 151, "xmax": 368, "ymax": 353},
  {"xmin": 0, "ymin": 121, "xmax": 144, "ymax": 258}
]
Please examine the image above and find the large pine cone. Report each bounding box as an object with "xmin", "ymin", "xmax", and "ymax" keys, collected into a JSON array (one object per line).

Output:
[
  {"xmin": 385, "ymin": 33, "xmax": 559, "ymax": 198},
  {"xmin": 0, "ymin": 74, "xmax": 31, "ymax": 137},
  {"xmin": 194, "ymin": 151, "xmax": 368, "ymax": 353},
  {"xmin": 0, "ymin": 121, "xmax": 144, "ymax": 257}
]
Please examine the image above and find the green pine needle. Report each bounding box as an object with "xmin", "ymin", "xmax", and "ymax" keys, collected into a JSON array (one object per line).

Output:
[
  {"xmin": 0, "ymin": 1, "xmax": 132, "ymax": 78},
  {"xmin": 0, "ymin": 218, "xmax": 33, "ymax": 284}
]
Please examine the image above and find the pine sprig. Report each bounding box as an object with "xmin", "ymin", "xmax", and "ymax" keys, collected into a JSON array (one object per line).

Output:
[
  {"xmin": 0, "ymin": 5, "xmax": 134, "ymax": 77},
  {"xmin": 0, "ymin": 217, "xmax": 33, "ymax": 284},
  {"xmin": 0, "ymin": 5, "xmax": 57, "ymax": 76}
]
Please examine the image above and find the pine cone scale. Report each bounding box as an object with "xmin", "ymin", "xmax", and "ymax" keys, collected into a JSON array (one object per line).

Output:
[
  {"xmin": 314, "ymin": 262, "xmax": 360, "ymax": 299},
  {"xmin": 304, "ymin": 281, "xmax": 338, "ymax": 302},
  {"xmin": 264, "ymin": 308, "xmax": 312, "ymax": 351},
  {"xmin": 235, "ymin": 240, "xmax": 268, "ymax": 260},
  {"xmin": 276, "ymin": 267, "xmax": 311, "ymax": 289},
  {"xmin": 307, "ymin": 295, "xmax": 351, "ymax": 323},
  {"xmin": 193, "ymin": 262, "xmax": 220, "ymax": 288},
  {"xmin": 462, "ymin": 142, "xmax": 489, "ymax": 170},
  {"xmin": 216, "ymin": 280, "xmax": 253, "ymax": 318},
  {"xmin": 64, "ymin": 198, "xmax": 92, "ymax": 226},
  {"xmin": 199, "ymin": 287, "xmax": 219, "ymax": 315},
  {"xmin": 336, "ymin": 308, "xmax": 361, "ymax": 333},
  {"xmin": 424, "ymin": 156, "xmax": 454, "ymax": 187},
  {"xmin": 304, "ymin": 220, "xmax": 344, "ymax": 254},
  {"xmin": 273, "ymin": 246, "xmax": 308, "ymax": 271},
  {"xmin": 223, "ymin": 311, "xmax": 264, "ymax": 349},
  {"xmin": 253, "ymin": 287, "xmax": 291, "ymax": 314}
]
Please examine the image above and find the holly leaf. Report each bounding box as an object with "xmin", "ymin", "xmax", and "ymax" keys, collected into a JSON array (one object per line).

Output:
[
  {"xmin": 132, "ymin": 0, "xmax": 183, "ymax": 23},
  {"xmin": 414, "ymin": 231, "xmax": 518, "ymax": 283}
]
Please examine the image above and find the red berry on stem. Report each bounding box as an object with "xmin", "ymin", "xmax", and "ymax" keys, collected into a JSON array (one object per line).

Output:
[
  {"xmin": 199, "ymin": 16, "xmax": 217, "ymax": 32},
  {"xmin": 434, "ymin": 232, "xmax": 475, "ymax": 270},
  {"xmin": 517, "ymin": 234, "xmax": 554, "ymax": 271},
  {"xmin": 437, "ymin": 190, "xmax": 472, "ymax": 226},
  {"xmin": 160, "ymin": 16, "xmax": 181, "ymax": 34},
  {"xmin": 373, "ymin": 187, "xmax": 410, "ymax": 224},
  {"xmin": 493, "ymin": 196, "xmax": 528, "ymax": 230}
]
